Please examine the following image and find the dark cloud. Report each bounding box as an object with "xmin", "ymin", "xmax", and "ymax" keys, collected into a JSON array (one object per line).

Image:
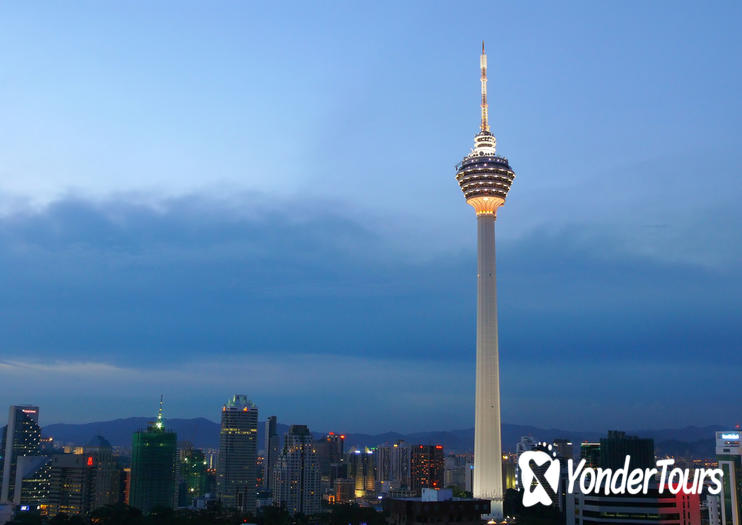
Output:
[{"xmin": 0, "ymin": 193, "xmax": 739, "ymax": 429}]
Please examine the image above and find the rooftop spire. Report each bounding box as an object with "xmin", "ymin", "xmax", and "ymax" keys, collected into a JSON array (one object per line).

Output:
[
  {"xmin": 155, "ymin": 394, "xmax": 164, "ymax": 430},
  {"xmin": 480, "ymin": 41, "xmax": 489, "ymax": 133}
]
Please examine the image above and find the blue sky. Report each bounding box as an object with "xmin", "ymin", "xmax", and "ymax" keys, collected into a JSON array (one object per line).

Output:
[{"xmin": 0, "ymin": 1, "xmax": 740, "ymax": 433}]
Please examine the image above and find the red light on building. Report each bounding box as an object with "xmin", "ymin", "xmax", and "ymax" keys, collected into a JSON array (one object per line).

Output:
[
  {"xmin": 340, "ymin": 435, "xmax": 345, "ymax": 439},
  {"xmin": 329, "ymin": 432, "xmax": 335, "ymax": 435},
  {"xmin": 87, "ymin": 456, "xmax": 94, "ymax": 467},
  {"xmin": 435, "ymin": 445, "xmax": 443, "ymax": 449}
]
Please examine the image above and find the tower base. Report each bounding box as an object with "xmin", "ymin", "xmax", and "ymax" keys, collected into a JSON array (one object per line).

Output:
[{"xmin": 482, "ymin": 499, "xmax": 504, "ymax": 522}]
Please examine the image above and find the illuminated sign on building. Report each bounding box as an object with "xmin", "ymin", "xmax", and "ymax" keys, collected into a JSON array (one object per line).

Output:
[{"xmin": 721, "ymin": 433, "xmax": 740, "ymax": 440}]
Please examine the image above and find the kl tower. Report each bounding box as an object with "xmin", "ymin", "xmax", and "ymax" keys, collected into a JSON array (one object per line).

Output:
[{"xmin": 455, "ymin": 42, "xmax": 515, "ymax": 520}]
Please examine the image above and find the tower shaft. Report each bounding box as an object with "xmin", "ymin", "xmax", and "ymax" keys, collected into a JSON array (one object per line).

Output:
[{"xmin": 473, "ymin": 214, "xmax": 503, "ymax": 517}]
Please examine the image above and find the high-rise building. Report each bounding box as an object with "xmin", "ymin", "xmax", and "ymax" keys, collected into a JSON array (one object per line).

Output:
[
  {"xmin": 1, "ymin": 405, "xmax": 41, "ymax": 504},
  {"xmin": 47, "ymin": 454, "xmax": 96, "ymax": 516},
  {"xmin": 580, "ymin": 442, "xmax": 601, "ymax": 468},
  {"xmin": 129, "ymin": 401, "xmax": 177, "ymax": 513},
  {"xmin": 410, "ymin": 445, "xmax": 444, "ymax": 495},
  {"xmin": 454, "ymin": 43, "xmax": 516, "ymax": 520},
  {"xmin": 13, "ymin": 455, "xmax": 52, "ymax": 510},
  {"xmin": 272, "ymin": 425, "xmax": 320, "ymax": 515},
  {"xmin": 314, "ymin": 432, "xmax": 344, "ymax": 480},
  {"xmin": 443, "ymin": 454, "xmax": 475, "ymax": 493},
  {"xmin": 217, "ymin": 394, "xmax": 258, "ymax": 513},
  {"xmin": 177, "ymin": 445, "xmax": 208, "ymax": 507},
  {"xmin": 348, "ymin": 448, "xmax": 376, "ymax": 497},
  {"xmin": 85, "ymin": 436, "xmax": 121, "ymax": 511},
  {"xmin": 552, "ymin": 439, "xmax": 574, "ymax": 461},
  {"xmin": 377, "ymin": 440, "xmax": 411, "ymax": 491},
  {"xmin": 716, "ymin": 431, "xmax": 742, "ymax": 525},
  {"xmin": 515, "ymin": 436, "xmax": 535, "ymax": 491},
  {"xmin": 600, "ymin": 430, "xmax": 654, "ymax": 470},
  {"xmin": 263, "ymin": 416, "xmax": 279, "ymax": 490}
]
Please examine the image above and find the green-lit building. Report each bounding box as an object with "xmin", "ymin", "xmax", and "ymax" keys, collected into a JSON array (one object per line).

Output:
[
  {"xmin": 177, "ymin": 446, "xmax": 208, "ymax": 507},
  {"xmin": 129, "ymin": 402, "xmax": 177, "ymax": 514}
]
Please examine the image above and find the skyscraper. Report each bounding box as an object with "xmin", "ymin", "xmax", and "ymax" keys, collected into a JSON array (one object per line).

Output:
[
  {"xmin": 263, "ymin": 416, "xmax": 279, "ymax": 490},
  {"xmin": 377, "ymin": 440, "xmax": 411, "ymax": 491},
  {"xmin": 272, "ymin": 425, "xmax": 320, "ymax": 516},
  {"xmin": 85, "ymin": 436, "xmax": 121, "ymax": 511},
  {"xmin": 314, "ymin": 432, "xmax": 344, "ymax": 480},
  {"xmin": 348, "ymin": 448, "xmax": 376, "ymax": 497},
  {"xmin": 600, "ymin": 430, "xmax": 654, "ymax": 470},
  {"xmin": 129, "ymin": 400, "xmax": 177, "ymax": 513},
  {"xmin": 454, "ymin": 43, "xmax": 516, "ymax": 519},
  {"xmin": 1, "ymin": 405, "xmax": 41, "ymax": 504},
  {"xmin": 410, "ymin": 445, "xmax": 444, "ymax": 495},
  {"xmin": 217, "ymin": 394, "xmax": 258, "ymax": 513},
  {"xmin": 177, "ymin": 444, "xmax": 208, "ymax": 507}
]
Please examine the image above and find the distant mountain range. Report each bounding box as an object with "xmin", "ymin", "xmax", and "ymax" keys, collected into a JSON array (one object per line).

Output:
[{"xmin": 41, "ymin": 418, "xmax": 723, "ymax": 458}]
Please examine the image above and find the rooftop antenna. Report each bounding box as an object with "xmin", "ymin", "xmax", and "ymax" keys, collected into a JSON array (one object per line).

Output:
[
  {"xmin": 155, "ymin": 394, "xmax": 164, "ymax": 430},
  {"xmin": 480, "ymin": 41, "xmax": 489, "ymax": 133}
]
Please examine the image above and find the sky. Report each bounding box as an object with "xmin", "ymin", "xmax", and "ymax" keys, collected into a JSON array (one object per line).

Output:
[{"xmin": 0, "ymin": 1, "xmax": 740, "ymax": 434}]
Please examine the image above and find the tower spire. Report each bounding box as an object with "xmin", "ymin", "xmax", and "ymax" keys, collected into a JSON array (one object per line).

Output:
[
  {"xmin": 480, "ymin": 41, "xmax": 489, "ymax": 133},
  {"xmin": 155, "ymin": 394, "xmax": 164, "ymax": 430}
]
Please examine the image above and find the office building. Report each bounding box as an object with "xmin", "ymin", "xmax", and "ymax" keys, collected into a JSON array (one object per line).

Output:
[
  {"xmin": 263, "ymin": 416, "xmax": 279, "ymax": 490},
  {"xmin": 348, "ymin": 447, "xmax": 376, "ymax": 497},
  {"xmin": 410, "ymin": 445, "xmax": 444, "ymax": 495},
  {"xmin": 566, "ymin": 484, "xmax": 701, "ymax": 525},
  {"xmin": 1, "ymin": 405, "xmax": 41, "ymax": 504},
  {"xmin": 272, "ymin": 425, "xmax": 320, "ymax": 515},
  {"xmin": 600, "ymin": 430, "xmax": 654, "ymax": 470},
  {"xmin": 383, "ymin": 488, "xmax": 490, "ymax": 525},
  {"xmin": 716, "ymin": 431, "xmax": 742, "ymax": 525},
  {"xmin": 314, "ymin": 432, "xmax": 344, "ymax": 479},
  {"xmin": 129, "ymin": 401, "xmax": 177, "ymax": 513},
  {"xmin": 85, "ymin": 436, "xmax": 120, "ymax": 511},
  {"xmin": 217, "ymin": 394, "xmax": 258, "ymax": 513},
  {"xmin": 580, "ymin": 442, "xmax": 601, "ymax": 468},
  {"xmin": 378, "ymin": 441, "xmax": 412, "ymax": 492},
  {"xmin": 13, "ymin": 455, "xmax": 52, "ymax": 511},
  {"xmin": 177, "ymin": 446, "xmax": 208, "ymax": 507},
  {"xmin": 454, "ymin": 42, "xmax": 517, "ymax": 519}
]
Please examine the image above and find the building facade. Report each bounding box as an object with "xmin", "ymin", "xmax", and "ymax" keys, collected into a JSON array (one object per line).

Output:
[
  {"xmin": 410, "ymin": 445, "xmax": 444, "ymax": 495},
  {"xmin": 378, "ymin": 441, "xmax": 412, "ymax": 492},
  {"xmin": 1, "ymin": 405, "xmax": 41, "ymax": 504},
  {"xmin": 217, "ymin": 394, "xmax": 258, "ymax": 513},
  {"xmin": 716, "ymin": 431, "xmax": 742, "ymax": 525},
  {"xmin": 129, "ymin": 406, "xmax": 177, "ymax": 513},
  {"xmin": 272, "ymin": 425, "xmax": 320, "ymax": 516},
  {"xmin": 263, "ymin": 416, "xmax": 279, "ymax": 490},
  {"xmin": 566, "ymin": 485, "xmax": 701, "ymax": 525},
  {"xmin": 348, "ymin": 448, "xmax": 376, "ymax": 497},
  {"xmin": 383, "ymin": 488, "xmax": 491, "ymax": 525}
]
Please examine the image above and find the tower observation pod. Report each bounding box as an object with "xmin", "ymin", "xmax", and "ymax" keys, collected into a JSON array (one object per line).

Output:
[{"xmin": 454, "ymin": 42, "xmax": 516, "ymax": 520}]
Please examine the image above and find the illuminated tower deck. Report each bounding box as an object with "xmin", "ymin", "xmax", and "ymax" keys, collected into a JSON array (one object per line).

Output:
[{"xmin": 455, "ymin": 42, "xmax": 516, "ymax": 519}]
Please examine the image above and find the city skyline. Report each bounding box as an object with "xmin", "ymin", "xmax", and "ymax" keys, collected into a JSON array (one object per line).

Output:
[{"xmin": 0, "ymin": 1, "xmax": 740, "ymax": 432}]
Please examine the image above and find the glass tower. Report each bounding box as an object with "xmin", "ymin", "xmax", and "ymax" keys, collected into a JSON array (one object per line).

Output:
[
  {"xmin": 217, "ymin": 394, "xmax": 258, "ymax": 513},
  {"xmin": 1, "ymin": 405, "xmax": 41, "ymax": 504},
  {"xmin": 129, "ymin": 401, "xmax": 177, "ymax": 513}
]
